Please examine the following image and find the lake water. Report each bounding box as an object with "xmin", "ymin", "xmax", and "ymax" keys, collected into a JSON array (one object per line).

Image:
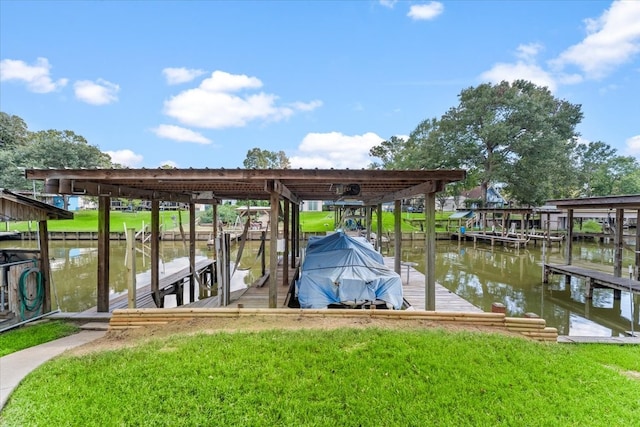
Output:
[{"xmin": 2, "ymin": 237, "xmax": 638, "ymax": 336}]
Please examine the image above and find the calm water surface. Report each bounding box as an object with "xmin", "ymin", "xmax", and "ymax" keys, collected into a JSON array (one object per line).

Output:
[{"xmin": 2, "ymin": 237, "xmax": 638, "ymax": 336}]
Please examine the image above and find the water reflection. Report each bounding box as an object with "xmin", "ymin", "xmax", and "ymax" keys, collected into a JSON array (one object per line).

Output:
[
  {"xmin": 1, "ymin": 237, "xmax": 638, "ymax": 336},
  {"xmin": 399, "ymin": 240, "xmax": 639, "ymax": 337}
]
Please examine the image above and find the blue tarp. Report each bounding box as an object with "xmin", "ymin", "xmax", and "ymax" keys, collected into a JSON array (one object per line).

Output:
[{"xmin": 297, "ymin": 232, "xmax": 403, "ymax": 309}]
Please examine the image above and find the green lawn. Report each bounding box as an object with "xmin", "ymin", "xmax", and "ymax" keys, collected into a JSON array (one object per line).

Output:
[
  {"xmin": 1, "ymin": 328, "xmax": 638, "ymax": 426},
  {"xmin": 5, "ymin": 210, "xmax": 453, "ymax": 234},
  {"xmin": 0, "ymin": 320, "xmax": 79, "ymax": 357},
  {"xmin": 5, "ymin": 210, "xmax": 186, "ymax": 233}
]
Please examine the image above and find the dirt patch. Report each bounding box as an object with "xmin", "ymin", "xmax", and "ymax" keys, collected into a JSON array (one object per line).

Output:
[
  {"xmin": 621, "ymin": 370, "xmax": 640, "ymax": 381},
  {"xmin": 67, "ymin": 315, "xmax": 522, "ymax": 357}
]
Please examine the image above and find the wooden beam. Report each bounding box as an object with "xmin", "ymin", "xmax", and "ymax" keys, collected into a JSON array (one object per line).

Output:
[
  {"xmin": 283, "ymin": 200, "xmax": 290, "ymax": 288},
  {"xmin": 26, "ymin": 168, "xmax": 467, "ymax": 183},
  {"xmin": 151, "ymin": 200, "xmax": 160, "ymax": 306},
  {"xmin": 376, "ymin": 204, "xmax": 382, "ymax": 251},
  {"xmin": 636, "ymin": 210, "xmax": 640, "ymax": 281},
  {"xmin": 367, "ymin": 180, "xmax": 445, "ymax": 205},
  {"xmin": 97, "ymin": 196, "xmax": 110, "ymax": 312},
  {"xmin": 425, "ymin": 192, "xmax": 436, "ymax": 311},
  {"xmin": 62, "ymin": 180, "xmax": 192, "ymax": 203},
  {"xmin": 394, "ymin": 200, "xmax": 401, "ymax": 275},
  {"xmin": 614, "ymin": 208, "xmax": 624, "ymax": 278},
  {"xmin": 269, "ymin": 191, "xmax": 279, "ymax": 308},
  {"xmin": 189, "ymin": 203, "xmax": 196, "ymax": 303},
  {"xmin": 265, "ymin": 179, "xmax": 300, "ymax": 204},
  {"xmin": 38, "ymin": 220, "xmax": 51, "ymax": 313},
  {"xmin": 566, "ymin": 209, "xmax": 574, "ymax": 266}
]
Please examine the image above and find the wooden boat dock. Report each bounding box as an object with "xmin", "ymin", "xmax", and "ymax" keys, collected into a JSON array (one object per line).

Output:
[
  {"xmin": 544, "ymin": 263, "xmax": 640, "ymax": 298},
  {"xmin": 188, "ymin": 257, "xmax": 482, "ymax": 312},
  {"xmin": 77, "ymin": 258, "xmax": 215, "ymax": 315}
]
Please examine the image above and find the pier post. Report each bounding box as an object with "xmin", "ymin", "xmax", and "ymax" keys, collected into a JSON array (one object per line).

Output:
[
  {"xmin": 97, "ymin": 196, "xmax": 110, "ymax": 312},
  {"xmin": 126, "ymin": 228, "xmax": 136, "ymax": 308},
  {"xmin": 586, "ymin": 278, "xmax": 593, "ymax": 299}
]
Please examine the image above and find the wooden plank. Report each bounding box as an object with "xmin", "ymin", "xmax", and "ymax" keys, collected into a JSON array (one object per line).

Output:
[
  {"xmin": 80, "ymin": 259, "xmax": 214, "ymax": 313},
  {"xmin": 545, "ymin": 263, "xmax": 640, "ymax": 294}
]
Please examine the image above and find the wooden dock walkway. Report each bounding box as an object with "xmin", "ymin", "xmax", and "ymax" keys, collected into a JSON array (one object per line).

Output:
[
  {"xmin": 544, "ymin": 263, "xmax": 640, "ymax": 298},
  {"xmin": 453, "ymin": 231, "xmax": 563, "ymax": 249},
  {"xmin": 191, "ymin": 257, "xmax": 481, "ymax": 312},
  {"xmin": 457, "ymin": 232, "xmax": 529, "ymax": 249},
  {"xmin": 79, "ymin": 258, "xmax": 215, "ymax": 314}
]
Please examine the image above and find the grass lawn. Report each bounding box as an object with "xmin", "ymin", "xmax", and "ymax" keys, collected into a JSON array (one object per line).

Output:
[
  {"xmin": 5, "ymin": 210, "xmax": 453, "ymax": 234},
  {"xmin": 0, "ymin": 320, "xmax": 79, "ymax": 357},
  {"xmin": 5, "ymin": 210, "xmax": 187, "ymax": 233},
  {"xmin": 1, "ymin": 328, "xmax": 638, "ymax": 426}
]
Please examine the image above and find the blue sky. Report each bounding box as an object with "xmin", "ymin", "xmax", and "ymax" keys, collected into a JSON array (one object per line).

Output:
[{"xmin": 1, "ymin": 1, "xmax": 639, "ymax": 169}]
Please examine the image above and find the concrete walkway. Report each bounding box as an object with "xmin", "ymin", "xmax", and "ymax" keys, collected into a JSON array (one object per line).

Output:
[{"xmin": 0, "ymin": 329, "xmax": 106, "ymax": 410}]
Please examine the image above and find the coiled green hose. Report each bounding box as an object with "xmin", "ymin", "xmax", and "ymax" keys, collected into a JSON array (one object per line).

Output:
[{"xmin": 19, "ymin": 261, "xmax": 44, "ymax": 321}]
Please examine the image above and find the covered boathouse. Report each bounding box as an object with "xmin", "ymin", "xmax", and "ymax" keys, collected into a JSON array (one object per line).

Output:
[
  {"xmin": 0, "ymin": 189, "xmax": 73, "ymax": 329},
  {"xmin": 25, "ymin": 168, "xmax": 466, "ymax": 312}
]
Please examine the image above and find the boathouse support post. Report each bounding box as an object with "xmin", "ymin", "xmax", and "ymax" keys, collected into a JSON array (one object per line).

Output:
[
  {"xmin": 291, "ymin": 203, "xmax": 298, "ymax": 267},
  {"xmin": 151, "ymin": 200, "xmax": 160, "ymax": 307},
  {"xmin": 189, "ymin": 202, "xmax": 196, "ymax": 303},
  {"xmin": 365, "ymin": 206, "xmax": 372, "ymax": 242},
  {"xmin": 635, "ymin": 209, "xmax": 640, "ymax": 281},
  {"xmin": 126, "ymin": 228, "xmax": 136, "ymax": 308},
  {"xmin": 394, "ymin": 200, "xmax": 401, "ymax": 275},
  {"xmin": 283, "ymin": 200, "xmax": 290, "ymax": 287},
  {"xmin": 425, "ymin": 192, "xmax": 436, "ymax": 311},
  {"xmin": 269, "ymin": 191, "xmax": 279, "ymax": 308},
  {"xmin": 376, "ymin": 204, "xmax": 382, "ymax": 251},
  {"xmin": 614, "ymin": 208, "xmax": 624, "ymax": 278},
  {"xmin": 97, "ymin": 195, "xmax": 110, "ymax": 312},
  {"xmin": 37, "ymin": 220, "xmax": 52, "ymax": 313},
  {"xmin": 565, "ymin": 209, "xmax": 574, "ymax": 266},
  {"xmin": 213, "ymin": 203, "xmax": 218, "ymax": 239}
]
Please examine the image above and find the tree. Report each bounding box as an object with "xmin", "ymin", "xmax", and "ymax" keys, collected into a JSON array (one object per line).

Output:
[
  {"xmin": 575, "ymin": 141, "xmax": 640, "ymax": 196},
  {"xmin": 0, "ymin": 112, "xmax": 29, "ymax": 148},
  {"xmin": 243, "ymin": 148, "xmax": 290, "ymax": 169},
  {"xmin": 370, "ymin": 80, "xmax": 583, "ymax": 206},
  {"xmin": 0, "ymin": 112, "xmax": 114, "ymax": 191}
]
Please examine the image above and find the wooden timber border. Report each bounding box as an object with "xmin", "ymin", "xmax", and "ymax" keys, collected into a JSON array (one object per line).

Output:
[{"xmin": 108, "ymin": 308, "xmax": 558, "ymax": 342}]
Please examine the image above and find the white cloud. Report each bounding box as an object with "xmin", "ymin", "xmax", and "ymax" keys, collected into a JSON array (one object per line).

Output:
[
  {"xmin": 625, "ymin": 135, "xmax": 640, "ymax": 157},
  {"xmin": 407, "ymin": 2, "xmax": 444, "ymax": 21},
  {"xmin": 379, "ymin": 0, "xmax": 397, "ymax": 8},
  {"xmin": 105, "ymin": 149, "xmax": 143, "ymax": 167},
  {"xmin": 289, "ymin": 131, "xmax": 384, "ymax": 169},
  {"xmin": 0, "ymin": 57, "xmax": 68, "ymax": 93},
  {"xmin": 74, "ymin": 79, "xmax": 119, "ymax": 105},
  {"xmin": 158, "ymin": 160, "xmax": 179, "ymax": 168},
  {"xmin": 164, "ymin": 70, "xmax": 322, "ymax": 129},
  {"xmin": 552, "ymin": 1, "xmax": 640, "ymax": 79},
  {"xmin": 151, "ymin": 124, "xmax": 211, "ymax": 144},
  {"xmin": 481, "ymin": 2, "xmax": 640, "ymax": 91},
  {"xmin": 515, "ymin": 43, "xmax": 543, "ymax": 62},
  {"xmin": 162, "ymin": 67, "xmax": 206, "ymax": 85},
  {"xmin": 290, "ymin": 100, "xmax": 323, "ymax": 111},
  {"xmin": 480, "ymin": 61, "xmax": 558, "ymax": 91}
]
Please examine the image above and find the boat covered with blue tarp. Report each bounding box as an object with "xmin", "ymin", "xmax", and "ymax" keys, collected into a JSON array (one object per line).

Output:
[{"xmin": 296, "ymin": 232, "xmax": 403, "ymax": 309}]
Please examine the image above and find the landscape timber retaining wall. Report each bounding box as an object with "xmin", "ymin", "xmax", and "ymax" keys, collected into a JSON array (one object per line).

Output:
[{"xmin": 108, "ymin": 308, "xmax": 559, "ymax": 342}]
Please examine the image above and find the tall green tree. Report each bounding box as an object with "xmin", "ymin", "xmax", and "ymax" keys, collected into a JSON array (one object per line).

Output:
[
  {"xmin": 370, "ymin": 80, "xmax": 584, "ymax": 206},
  {"xmin": 575, "ymin": 141, "xmax": 640, "ymax": 196},
  {"xmin": 0, "ymin": 113, "xmax": 113, "ymax": 191},
  {"xmin": 0, "ymin": 112, "xmax": 29, "ymax": 148},
  {"xmin": 243, "ymin": 148, "xmax": 290, "ymax": 169},
  {"xmin": 438, "ymin": 80, "xmax": 582, "ymax": 206}
]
